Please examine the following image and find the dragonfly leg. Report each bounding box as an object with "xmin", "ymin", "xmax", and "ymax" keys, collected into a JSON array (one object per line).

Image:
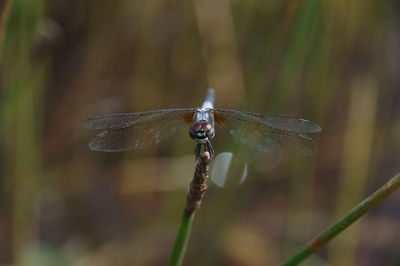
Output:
[
  {"xmin": 205, "ymin": 140, "xmax": 214, "ymax": 158},
  {"xmin": 194, "ymin": 141, "xmax": 214, "ymax": 158},
  {"xmin": 194, "ymin": 143, "xmax": 202, "ymax": 157}
]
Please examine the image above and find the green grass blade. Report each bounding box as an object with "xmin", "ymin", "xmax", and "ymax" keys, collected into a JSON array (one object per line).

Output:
[{"xmin": 281, "ymin": 173, "xmax": 400, "ymax": 266}]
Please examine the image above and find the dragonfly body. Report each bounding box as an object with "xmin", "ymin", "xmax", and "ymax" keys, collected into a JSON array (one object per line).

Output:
[
  {"xmin": 82, "ymin": 89, "xmax": 321, "ymax": 157},
  {"xmin": 188, "ymin": 89, "xmax": 216, "ymax": 155},
  {"xmin": 190, "ymin": 108, "xmax": 215, "ymax": 156}
]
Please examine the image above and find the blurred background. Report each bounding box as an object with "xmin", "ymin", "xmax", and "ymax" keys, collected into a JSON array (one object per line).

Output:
[{"xmin": 1, "ymin": 0, "xmax": 400, "ymax": 265}]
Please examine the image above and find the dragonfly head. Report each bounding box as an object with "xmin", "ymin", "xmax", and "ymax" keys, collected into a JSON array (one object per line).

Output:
[{"xmin": 189, "ymin": 121, "xmax": 215, "ymax": 142}]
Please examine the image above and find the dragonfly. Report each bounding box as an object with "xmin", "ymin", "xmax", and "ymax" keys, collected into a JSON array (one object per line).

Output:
[{"xmin": 82, "ymin": 89, "xmax": 321, "ymax": 157}]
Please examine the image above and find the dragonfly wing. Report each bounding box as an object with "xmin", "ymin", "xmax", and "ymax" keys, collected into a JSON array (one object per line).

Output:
[
  {"xmin": 81, "ymin": 109, "xmax": 194, "ymax": 129},
  {"xmin": 87, "ymin": 110, "xmax": 195, "ymax": 151},
  {"xmin": 214, "ymin": 109, "xmax": 317, "ymax": 156},
  {"xmin": 214, "ymin": 109, "xmax": 321, "ymax": 133}
]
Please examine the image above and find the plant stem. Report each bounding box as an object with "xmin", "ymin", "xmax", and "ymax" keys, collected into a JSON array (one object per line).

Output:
[
  {"xmin": 168, "ymin": 152, "xmax": 211, "ymax": 266},
  {"xmin": 281, "ymin": 173, "xmax": 400, "ymax": 266},
  {"xmin": 167, "ymin": 211, "xmax": 194, "ymax": 266}
]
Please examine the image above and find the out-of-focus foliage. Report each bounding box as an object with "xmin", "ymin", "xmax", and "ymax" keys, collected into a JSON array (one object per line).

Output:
[{"xmin": 1, "ymin": 0, "xmax": 400, "ymax": 265}]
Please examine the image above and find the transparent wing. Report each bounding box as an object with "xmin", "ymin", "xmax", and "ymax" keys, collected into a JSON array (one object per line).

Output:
[
  {"xmin": 85, "ymin": 109, "xmax": 195, "ymax": 152},
  {"xmin": 213, "ymin": 109, "xmax": 320, "ymax": 156},
  {"xmin": 81, "ymin": 109, "xmax": 195, "ymax": 129},
  {"xmin": 210, "ymin": 152, "xmax": 248, "ymax": 187},
  {"xmin": 214, "ymin": 109, "xmax": 321, "ymax": 133}
]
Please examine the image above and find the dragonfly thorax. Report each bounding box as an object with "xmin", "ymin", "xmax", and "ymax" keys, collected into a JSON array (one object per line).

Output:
[{"xmin": 189, "ymin": 120, "xmax": 215, "ymax": 142}]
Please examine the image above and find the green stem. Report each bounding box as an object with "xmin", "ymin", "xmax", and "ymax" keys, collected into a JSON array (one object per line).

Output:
[
  {"xmin": 281, "ymin": 173, "xmax": 400, "ymax": 266},
  {"xmin": 167, "ymin": 211, "xmax": 194, "ymax": 266}
]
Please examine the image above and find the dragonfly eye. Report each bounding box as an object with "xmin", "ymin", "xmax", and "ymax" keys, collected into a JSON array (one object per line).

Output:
[
  {"xmin": 190, "ymin": 121, "xmax": 212, "ymax": 140},
  {"xmin": 207, "ymin": 128, "xmax": 215, "ymax": 139},
  {"xmin": 189, "ymin": 129, "xmax": 196, "ymax": 140}
]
